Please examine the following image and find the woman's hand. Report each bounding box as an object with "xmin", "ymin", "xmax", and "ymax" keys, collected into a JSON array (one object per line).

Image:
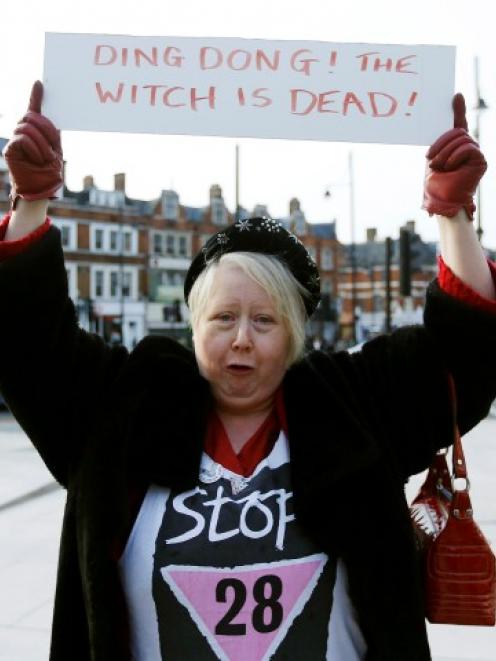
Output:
[
  {"xmin": 427, "ymin": 94, "xmax": 495, "ymax": 301},
  {"xmin": 2, "ymin": 80, "xmax": 63, "ymax": 208},
  {"xmin": 422, "ymin": 94, "xmax": 487, "ymax": 220}
]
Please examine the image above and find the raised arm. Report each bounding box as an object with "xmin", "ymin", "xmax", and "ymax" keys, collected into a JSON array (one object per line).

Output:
[
  {"xmin": 422, "ymin": 93, "xmax": 494, "ymax": 300},
  {"xmin": 0, "ymin": 82, "xmax": 127, "ymax": 486},
  {"xmin": 2, "ymin": 80, "xmax": 61, "ymax": 239}
]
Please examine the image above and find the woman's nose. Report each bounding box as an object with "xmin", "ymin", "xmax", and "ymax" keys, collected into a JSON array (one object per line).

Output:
[{"xmin": 232, "ymin": 321, "xmax": 253, "ymax": 350}]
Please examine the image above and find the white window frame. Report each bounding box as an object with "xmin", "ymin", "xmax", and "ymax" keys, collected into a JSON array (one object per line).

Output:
[
  {"xmin": 51, "ymin": 218, "xmax": 77, "ymax": 251},
  {"xmin": 152, "ymin": 232, "xmax": 164, "ymax": 255},
  {"xmin": 321, "ymin": 278, "xmax": 332, "ymax": 294},
  {"xmin": 321, "ymin": 248, "xmax": 334, "ymax": 271},
  {"xmin": 123, "ymin": 231, "xmax": 132, "ymax": 253},
  {"xmin": 109, "ymin": 271, "xmax": 119, "ymax": 298},
  {"xmin": 110, "ymin": 230, "xmax": 119, "ymax": 253},
  {"xmin": 65, "ymin": 262, "xmax": 77, "ymax": 300},
  {"xmin": 95, "ymin": 270, "xmax": 104, "ymax": 298},
  {"xmin": 166, "ymin": 234, "xmax": 175, "ymax": 256},
  {"xmin": 178, "ymin": 235, "xmax": 188, "ymax": 257},
  {"xmin": 90, "ymin": 264, "xmax": 138, "ymax": 301},
  {"xmin": 122, "ymin": 272, "xmax": 132, "ymax": 298},
  {"xmin": 90, "ymin": 223, "xmax": 138, "ymax": 255},
  {"xmin": 122, "ymin": 228, "xmax": 138, "ymax": 255},
  {"xmin": 91, "ymin": 226, "xmax": 106, "ymax": 252}
]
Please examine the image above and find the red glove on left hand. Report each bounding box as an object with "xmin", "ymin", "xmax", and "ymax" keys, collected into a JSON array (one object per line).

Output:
[
  {"xmin": 422, "ymin": 94, "xmax": 487, "ymax": 220},
  {"xmin": 2, "ymin": 81, "xmax": 63, "ymax": 208}
]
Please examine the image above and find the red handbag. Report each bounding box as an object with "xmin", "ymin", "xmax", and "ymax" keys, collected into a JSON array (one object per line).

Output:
[{"xmin": 410, "ymin": 374, "xmax": 496, "ymax": 625}]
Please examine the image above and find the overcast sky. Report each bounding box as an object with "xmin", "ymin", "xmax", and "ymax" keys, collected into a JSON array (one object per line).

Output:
[{"xmin": 1, "ymin": 0, "xmax": 494, "ymax": 246}]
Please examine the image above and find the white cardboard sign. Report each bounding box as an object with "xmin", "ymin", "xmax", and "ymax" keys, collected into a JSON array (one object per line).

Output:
[{"xmin": 43, "ymin": 33, "xmax": 455, "ymax": 146}]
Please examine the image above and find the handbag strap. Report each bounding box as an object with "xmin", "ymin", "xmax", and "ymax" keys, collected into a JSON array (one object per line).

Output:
[
  {"xmin": 447, "ymin": 373, "xmax": 473, "ymax": 520},
  {"xmin": 447, "ymin": 373, "xmax": 467, "ymax": 480}
]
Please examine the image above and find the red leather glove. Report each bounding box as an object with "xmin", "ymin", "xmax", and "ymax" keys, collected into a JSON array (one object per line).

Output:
[
  {"xmin": 422, "ymin": 94, "xmax": 487, "ymax": 220},
  {"xmin": 2, "ymin": 81, "xmax": 63, "ymax": 208}
]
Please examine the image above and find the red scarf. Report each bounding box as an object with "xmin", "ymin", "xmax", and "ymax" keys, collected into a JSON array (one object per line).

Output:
[{"xmin": 204, "ymin": 388, "xmax": 288, "ymax": 477}]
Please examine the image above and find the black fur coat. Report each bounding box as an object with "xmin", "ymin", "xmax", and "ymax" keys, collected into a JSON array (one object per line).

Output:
[{"xmin": 1, "ymin": 227, "xmax": 495, "ymax": 661}]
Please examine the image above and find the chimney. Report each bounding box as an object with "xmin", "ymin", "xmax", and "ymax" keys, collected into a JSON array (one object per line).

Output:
[
  {"xmin": 114, "ymin": 172, "xmax": 126, "ymax": 192},
  {"xmin": 253, "ymin": 204, "xmax": 269, "ymax": 218},
  {"xmin": 83, "ymin": 175, "xmax": 94, "ymax": 190},
  {"xmin": 366, "ymin": 228, "xmax": 377, "ymax": 242},
  {"xmin": 405, "ymin": 220, "xmax": 415, "ymax": 234},
  {"xmin": 289, "ymin": 197, "xmax": 300, "ymax": 214},
  {"xmin": 209, "ymin": 184, "xmax": 222, "ymax": 200}
]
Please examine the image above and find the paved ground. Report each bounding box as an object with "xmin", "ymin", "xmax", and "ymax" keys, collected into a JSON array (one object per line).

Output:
[{"xmin": 0, "ymin": 410, "xmax": 495, "ymax": 660}]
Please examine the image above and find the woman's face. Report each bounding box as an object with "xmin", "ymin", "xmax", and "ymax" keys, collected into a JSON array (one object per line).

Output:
[{"xmin": 193, "ymin": 261, "xmax": 290, "ymax": 415}]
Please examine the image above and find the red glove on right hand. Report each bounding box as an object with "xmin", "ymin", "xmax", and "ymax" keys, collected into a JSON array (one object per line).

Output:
[
  {"xmin": 422, "ymin": 94, "xmax": 487, "ymax": 220},
  {"xmin": 2, "ymin": 81, "xmax": 63, "ymax": 208}
]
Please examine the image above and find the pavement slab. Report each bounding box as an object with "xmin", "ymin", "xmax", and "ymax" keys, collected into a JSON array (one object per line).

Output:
[{"xmin": 1, "ymin": 411, "xmax": 495, "ymax": 660}]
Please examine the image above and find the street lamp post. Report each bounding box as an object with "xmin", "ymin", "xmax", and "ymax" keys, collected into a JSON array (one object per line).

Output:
[
  {"xmin": 348, "ymin": 151, "xmax": 357, "ymax": 345},
  {"xmin": 474, "ymin": 57, "xmax": 488, "ymax": 243},
  {"xmin": 325, "ymin": 150, "xmax": 357, "ymax": 345},
  {"xmin": 118, "ymin": 204, "xmax": 125, "ymax": 346},
  {"xmin": 235, "ymin": 144, "xmax": 241, "ymax": 222}
]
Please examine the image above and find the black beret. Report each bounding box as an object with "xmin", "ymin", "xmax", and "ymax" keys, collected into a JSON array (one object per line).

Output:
[{"xmin": 184, "ymin": 217, "xmax": 321, "ymax": 317}]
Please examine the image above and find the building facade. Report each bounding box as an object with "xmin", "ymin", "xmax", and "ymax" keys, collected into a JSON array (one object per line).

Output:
[
  {"xmin": 0, "ymin": 142, "xmax": 446, "ymax": 352},
  {"xmin": 339, "ymin": 223, "xmax": 438, "ymax": 343}
]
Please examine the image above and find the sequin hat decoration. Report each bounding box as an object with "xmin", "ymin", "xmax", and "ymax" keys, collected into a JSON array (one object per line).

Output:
[{"xmin": 184, "ymin": 217, "xmax": 321, "ymax": 317}]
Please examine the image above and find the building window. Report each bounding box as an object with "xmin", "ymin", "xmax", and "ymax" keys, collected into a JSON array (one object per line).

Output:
[
  {"xmin": 166, "ymin": 235, "xmax": 175, "ymax": 256},
  {"xmin": 110, "ymin": 271, "xmax": 119, "ymax": 298},
  {"xmin": 61, "ymin": 226, "xmax": 71, "ymax": 248},
  {"xmin": 211, "ymin": 198, "xmax": 227, "ymax": 226},
  {"xmin": 153, "ymin": 233, "xmax": 163, "ymax": 255},
  {"xmin": 95, "ymin": 229, "xmax": 104, "ymax": 250},
  {"xmin": 122, "ymin": 272, "xmax": 132, "ymax": 298},
  {"xmin": 178, "ymin": 236, "xmax": 187, "ymax": 256},
  {"xmin": 162, "ymin": 190, "xmax": 179, "ymax": 220},
  {"xmin": 110, "ymin": 230, "xmax": 119, "ymax": 252},
  {"xmin": 322, "ymin": 278, "xmax": 332, "ymax": 294},
  {"xmin": 124, "ymin": 231, "xmax": 132, "ymax": 253},
  {"xmin": 95, "ymin": 270, "xmax": 104, "ymax": 297},
  {"xmin": 321, "ymin": 248, "xmax": 333, "ymax": 271}
]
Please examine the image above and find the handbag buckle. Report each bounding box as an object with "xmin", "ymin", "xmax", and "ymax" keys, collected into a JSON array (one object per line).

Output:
[
  {"xmin": 451, "ymin": 476, "xmax": 471, "ymax": 493},
  {"xmin": 453, "ymin": 507, "xmax": 474, "ymax": 519}
]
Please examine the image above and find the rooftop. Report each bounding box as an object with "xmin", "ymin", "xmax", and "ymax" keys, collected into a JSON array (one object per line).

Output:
[
  {"xmin": 309, "ymin": 222, "xmax": 337, "ymax": 240},
  {"xmin": 344, "ymin": 235, "xmax": 437, "ymax": 269}
]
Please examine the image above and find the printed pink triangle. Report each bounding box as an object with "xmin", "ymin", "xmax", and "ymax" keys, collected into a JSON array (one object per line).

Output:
[{"xmin": 161, "ymin": 554, "xmax": 327, "ymax": 661}]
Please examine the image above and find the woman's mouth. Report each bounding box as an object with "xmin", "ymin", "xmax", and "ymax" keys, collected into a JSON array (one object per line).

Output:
[{"xmin": 226, "ymin": 364, "xmax": 254, "ymax": 374}]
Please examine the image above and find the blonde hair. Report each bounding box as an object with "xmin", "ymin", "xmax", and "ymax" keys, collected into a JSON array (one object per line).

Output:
[{"xmin": 188, "ymin": 252, "xmax": 310, "ymax": 366}]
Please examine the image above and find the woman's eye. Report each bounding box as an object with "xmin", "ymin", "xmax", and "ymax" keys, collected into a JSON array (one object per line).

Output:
[
  {"xmin": 256, "ymin": 316, "xmax": 273, "ymax": 324},
  {"xmin": 217, "ymin": 313, "xmax": 234, "ymax": 322}
]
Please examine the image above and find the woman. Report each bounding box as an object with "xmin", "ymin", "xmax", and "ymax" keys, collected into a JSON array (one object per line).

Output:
[{"xmin": 1, "ymin": 82, "xmax": 495, "ymax": 660}]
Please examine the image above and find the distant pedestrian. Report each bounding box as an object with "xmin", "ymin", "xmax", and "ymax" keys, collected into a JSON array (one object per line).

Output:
[{"xmin": 1, "ymin": 81, "xmax": 495, "ymax": 660}]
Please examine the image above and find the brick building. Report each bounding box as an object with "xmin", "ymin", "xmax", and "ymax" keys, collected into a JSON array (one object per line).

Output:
[
  {"xmin": 1, "ymin": 142, "xmax": 443, "ymax": 351},
  {"xmin": 0, "ymin": 151, "xmax": 341, "ymax": 349},
  {"xmin": 146, "ymin": 182, "xmax": 238, "ymax": 344},
  {"xmin": 283, "ymin": 198, "xmax": 343, "ymax": 347},
  {"xmin": 339, "ymin": 222, "xmax": 437, "ymax": 342}
]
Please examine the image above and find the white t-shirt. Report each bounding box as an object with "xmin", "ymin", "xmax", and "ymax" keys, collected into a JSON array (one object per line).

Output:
[{"xmin": 119, "ymin": 432, "xmax": 367, "ymax": 660}]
